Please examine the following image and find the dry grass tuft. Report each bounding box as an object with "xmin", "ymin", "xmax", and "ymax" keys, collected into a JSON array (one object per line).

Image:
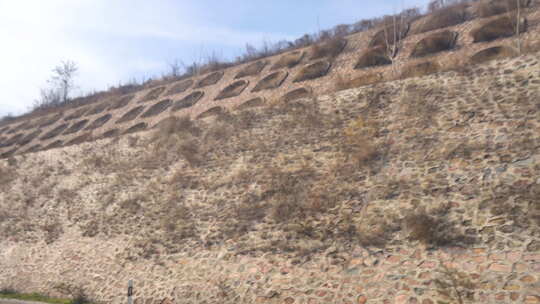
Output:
[
  {"xmin": 405, "ymin": 205, "xmax": 473, "ymax": 247},
  {"xmin": 310, "ymin": 37, "xmax": 347, "ymax": 60},
  {"xmin": 477, "ymin": 0, "xmax": 530, "ymax": 18},
  {"xmin": 411, "ymin": 30, "xmax": 458, "ymax": 58},
  {"xmin": 355, "ymin": 47, "xmax": 392, "ymax": 69},
  {"xmin": 415, "ymin": 3, "xmax": 469, "ymax": 34},
  {"xmin": 472, "ymin": 15, "xmax": 526, "ymax": 43}
]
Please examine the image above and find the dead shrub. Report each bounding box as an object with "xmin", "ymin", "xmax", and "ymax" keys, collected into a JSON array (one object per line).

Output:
[
  {"xmin": 335, "ymin": 73, "xmax": 383, "ymax": 90},
  {"xmin": 470, "ymin": 46, "xmax": 518, "ymax": 64},
  {"xmin": 477, "ymin": 0, "xmax": 530, "ymax": 18},
  {"xmin": 405, "ymin": 205, "xmax": 473, "ymax": 247},
  {"xmin": 415, "ymin": 3, "xmax": 469, "ymax": 34},
  {"xmin": 411, "ymin": 30, "xmax": 458, "ymax": 58},
  {"xmin": 309, "ymin": 37, "xmax": 347, "ymax": 60},
  {"xmin": 42, "ymin": 220, "xmax": 63, "ymax": 244},
  {"xmin": 150, "ymin": 116, "xmax": 203, "ymax": 167},
  {"xmin": 0, "ymin": 163, "xmax": 17, "ymax": 190},
  {"xmin": 434, "ymin": 265, "xmax": 478, "ymax": 304},
  {"xmin": 472, "ymin": 15, "xmax": 526, "ymax": 43},
  {"xmin": 355, "ymin": 47, "xmax": 392, "ymax": 69},
  {"xmin": 341, "ymin": 117, "xmax": 380, "ymax": 169}
]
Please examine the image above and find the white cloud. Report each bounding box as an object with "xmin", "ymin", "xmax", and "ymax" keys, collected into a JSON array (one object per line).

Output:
[{"xmin": 0, "ymin": 0, "xmax": 294, "ymax": 116}]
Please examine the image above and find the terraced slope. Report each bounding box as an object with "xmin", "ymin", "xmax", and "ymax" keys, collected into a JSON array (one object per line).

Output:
[
  {"xmin": 0, "ymin": 50, "xmax": 538, "ymax": 303},
  {"xmin": 1, "ymin": 3, "xmax": 539, "ymax": 158}
]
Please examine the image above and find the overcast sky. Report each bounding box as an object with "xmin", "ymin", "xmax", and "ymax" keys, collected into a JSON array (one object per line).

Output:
[{"xmin": 0, "ymin": 0, "xmax": 431, "ymax": 117}]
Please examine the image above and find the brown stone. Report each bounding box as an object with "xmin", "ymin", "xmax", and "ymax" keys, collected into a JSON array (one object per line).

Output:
[
  {"xmin": 357, "ymin": 295, "xmax": 367, "ymax": 304},
  {"xmin": 520, "ymin": 275, "xmax": 537, "ymax": 283},
  {"xmin": 495, "ymin": 292, "xmax": 506, "ymax": 301},
  {"xmin": 489, "ymin": 263, "xmax": 512, "ymax": 272},
  {"xmin": 284, "ymin": 297, "xmax": 295, "ymax": 304},
  {"xmin": 503, "ymin": 284, "xmax": 521, "ymax": 291},
  {"xmin": 421, "ymin": 300, "xmax": 433, "ymax": 304},
  {"xmin": 525, "ymin": 295, "xmax": 540, "ymax": 303},
  {"xmin": 510, "ymin": 292, "xmax": 520, "ymax": 301}
]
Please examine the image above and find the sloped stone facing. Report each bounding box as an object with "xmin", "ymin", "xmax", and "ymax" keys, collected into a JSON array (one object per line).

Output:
[{"xmin": 0, "ymin": 55, "xmax": 539, "ymax": 303}]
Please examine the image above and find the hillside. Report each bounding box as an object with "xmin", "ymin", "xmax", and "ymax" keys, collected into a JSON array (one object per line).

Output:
[
  {"xmin": 0, "ymin": 48, "xmax": 539, "ymax": 303},
  {"xmin": 1, "ymin": 1, "xmax": 540, "ymax": 158}
]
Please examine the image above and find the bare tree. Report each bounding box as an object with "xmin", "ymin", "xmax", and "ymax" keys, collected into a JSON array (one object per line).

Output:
[
  {"xmin": 51, "ymin": 60, "xmax": 78, "ymax": 104},
  {"xmin": 32, "ymin": 60, "xmax": 78, "ymax": 111},
  {"xmin": 509, "ymin": 0, "xmax": 523, "ymax": 54},
  {"xmin": 383, "ymin": 12, "xmax": 407, "ymax": 76},
  {"xmin": 167, "ymin": 59, "xmax": 182, "ymax": 78}
]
